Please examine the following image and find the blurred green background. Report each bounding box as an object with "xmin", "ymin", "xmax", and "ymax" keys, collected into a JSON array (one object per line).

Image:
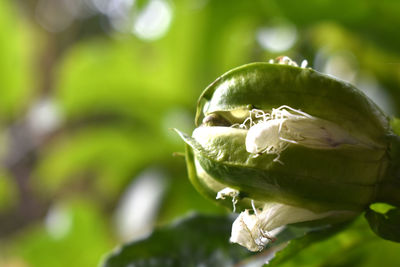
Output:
[{"xmin": 1, "ymin": 0, "xmax": 400, "ymax": 266}]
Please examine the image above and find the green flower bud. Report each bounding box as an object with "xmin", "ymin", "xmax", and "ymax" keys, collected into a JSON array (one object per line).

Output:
[{"xmin": 176, "ymin": 57, "xmax": 400, "ymax": 251}]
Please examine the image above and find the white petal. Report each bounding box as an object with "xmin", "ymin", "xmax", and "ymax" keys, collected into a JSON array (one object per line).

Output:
[
  {"xmin": 230, "ymin": 210, "xmax": 262, "ymax": 251},
  {"xmin": 230, "ymin": 202, "xmax": 355, "ymax": 251}
]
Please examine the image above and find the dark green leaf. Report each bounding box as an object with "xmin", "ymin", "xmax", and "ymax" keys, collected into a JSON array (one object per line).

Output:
[
  {"xmin": 101, "ymin": 213, "xmax": 252, "ymax": 267},
  {"xmin": 102, "ymin": 212, "xmax": 351, "ymax": 267},
  {"xmin": 365, "ymin": 207, "xmax": 400, "ymax": 242},
  {"xmin": 266, "ymin": 221, "xmax": 352, "ymax": 266},
  {"xmin": 264, "ymin": 217, "xmax": 400, "ymax": 267}
]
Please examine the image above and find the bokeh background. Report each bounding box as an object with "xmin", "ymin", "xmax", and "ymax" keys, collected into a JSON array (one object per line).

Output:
[{"xmin": 1, "ymin": 0, "xmax": 400, "ymax": 266}]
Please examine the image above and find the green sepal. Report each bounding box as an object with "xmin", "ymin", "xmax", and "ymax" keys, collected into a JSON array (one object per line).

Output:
[
  {"xmin": 179, "ymin": 126, "xmax": 387, "ymax": 212},
  {"xmin": 365, "ymin": 207, "xmax": 400, "ymax": 242},
  {"xmin": 197, "ymin": 150, "xmax": 371, "ymax": 213},
  {"xmin": 175, "ymin": 129, "xmax": 248, "ymax": 211},
  {"xmin": 376, "ymin": 133, "xmax": 400, "ymax": 207},
  {"xmin": 175, "ymin": 129, "xmax": 224, "ymax": 201},
  {"xmin": 196, "ymin": 63, "xmax": 389, "ymax": 147}
]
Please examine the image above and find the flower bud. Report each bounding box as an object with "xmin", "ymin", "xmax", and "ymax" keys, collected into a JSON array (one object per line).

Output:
[{"xmin": 176, "ymin": 58, "xmax": 400, "ymax": 251}]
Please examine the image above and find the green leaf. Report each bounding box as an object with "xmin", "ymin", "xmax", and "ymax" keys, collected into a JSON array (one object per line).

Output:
[
  {"xmin": 266, "ymin": 221, "xmax": 352, "ymax": 266},
  {"xmin": 101, "ymin": 213, "xmax": 252, "ymax": 267},
  {"xmin": 365, "ymin": 207, "xmax": 400, "ymax": 242},
  {"xmin": 54, "ymin": 38, "xmax": 194, "ymax": 121},
  {"xmin": 392, "ymin": 117, "xmax": 400, "ymax": 136},
  {"xmin": 34, "ymin": 127, "xmax": 160, "ymax": 198},
  {"xmin": 266, "ymin": 217, "xmax": 400, "ymax": 267},
  {"xmin": 0, "ymin": 0, "xmax": 33, "ymax": 120},
  {"xmin": 102, "ymin": 212, "xmax": 355, "ymax": 267},
  {"xmin": 8, "ymin": 198, "xmax": 112, "ymax": 267},
  {"xmin": 273, "ymin": 0, "xmax": 400, "ymax": 54}
]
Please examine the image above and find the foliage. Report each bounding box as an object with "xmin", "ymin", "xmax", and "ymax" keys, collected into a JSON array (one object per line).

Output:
[{"xmin": 102, "ymin": 214, "xmax": 252, "ymax": 267}]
